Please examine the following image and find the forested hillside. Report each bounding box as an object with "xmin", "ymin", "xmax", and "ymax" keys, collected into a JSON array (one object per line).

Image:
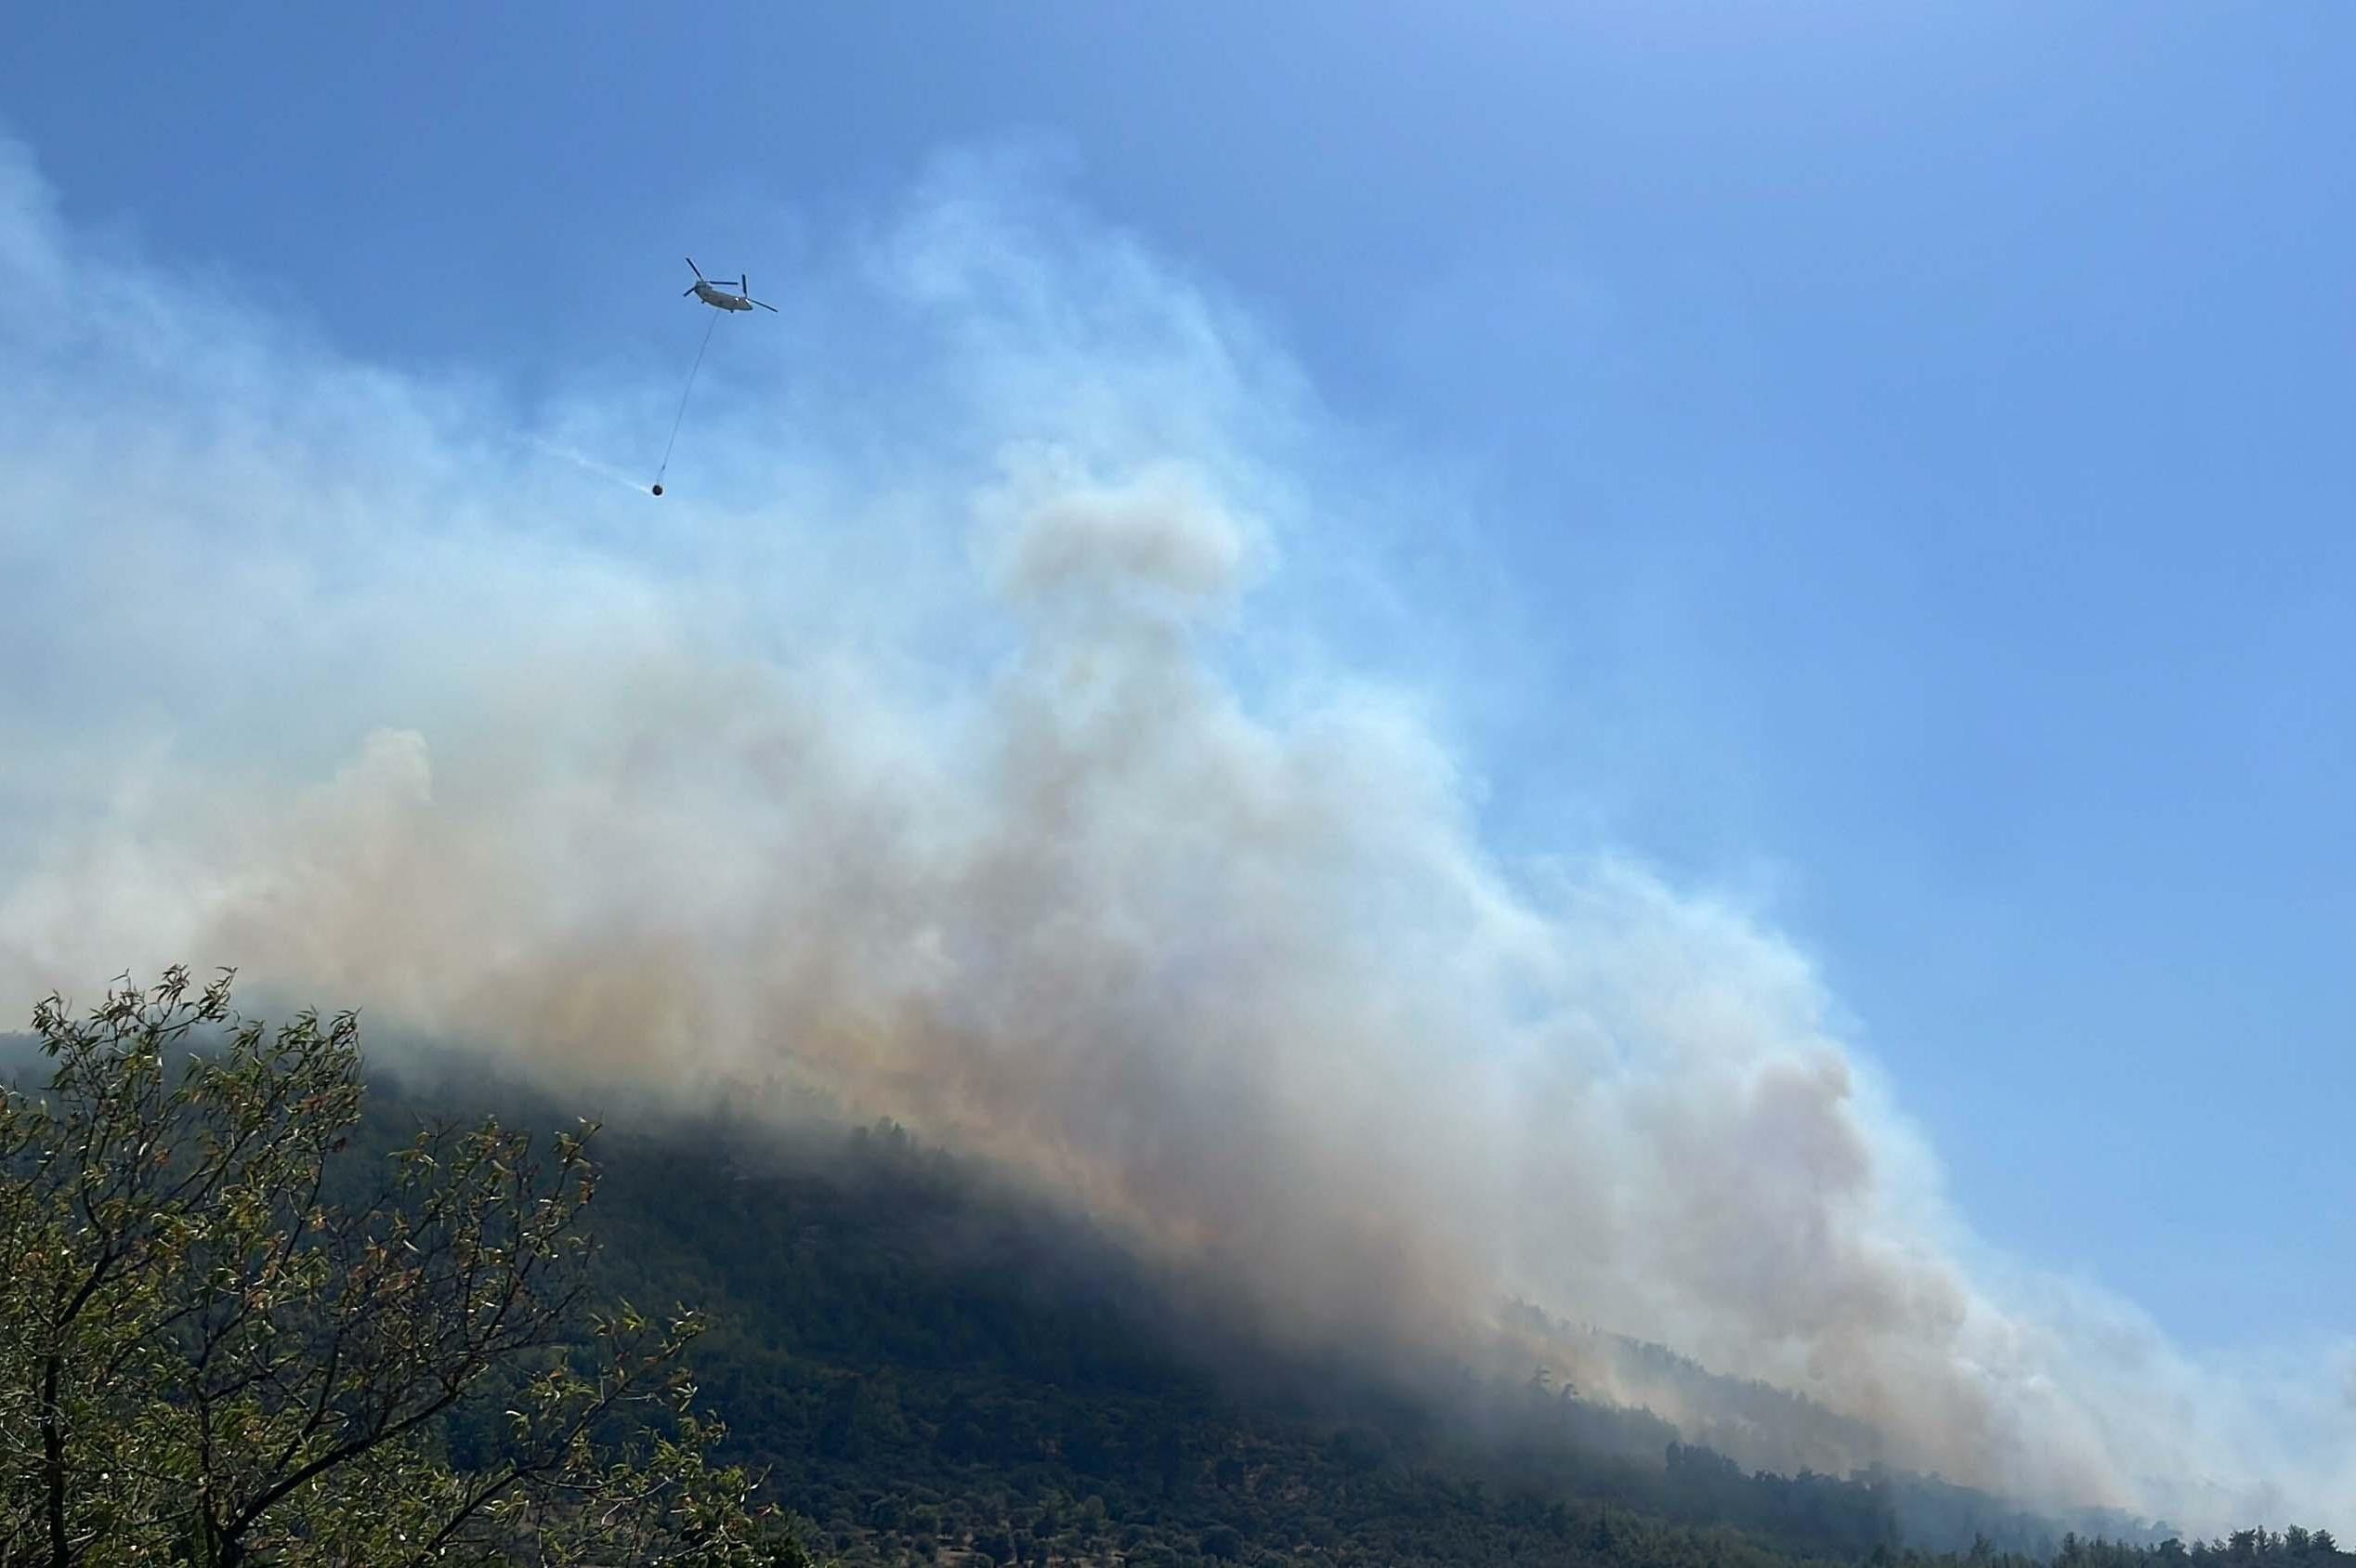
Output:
[{"xmin": 363, "ymin": 1072, "xmax": 2344, "ymax": 1568}]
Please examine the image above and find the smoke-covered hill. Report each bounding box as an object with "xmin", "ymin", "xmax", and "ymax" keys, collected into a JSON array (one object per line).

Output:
[{"xmin": 357, "ymin": 1067, "xmax": 2266, "ymax": 1568}]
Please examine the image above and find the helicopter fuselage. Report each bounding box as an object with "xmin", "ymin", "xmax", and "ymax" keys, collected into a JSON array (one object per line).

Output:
[{"xmin": 690, "ymin": 281, "xmax": 755, "ymax": 311}]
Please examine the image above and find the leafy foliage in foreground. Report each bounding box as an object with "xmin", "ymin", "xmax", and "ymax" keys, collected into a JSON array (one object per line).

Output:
[{"xmin": 0, "ymin": 970, "xmax": 803, "ymax": 1567}]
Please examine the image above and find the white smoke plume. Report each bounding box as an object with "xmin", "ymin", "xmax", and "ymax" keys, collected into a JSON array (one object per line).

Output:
[{"xmin": 0, "ymin": 137, "xmax": 2347, "ymax": 1535}]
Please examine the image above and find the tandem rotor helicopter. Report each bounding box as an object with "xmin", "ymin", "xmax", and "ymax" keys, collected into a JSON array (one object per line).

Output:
[
  {"xmin": 682, "ymin": 255, "xmax": 778, "ymax": 315},
  {"xmin": 650, "ymin": 256, "xmax": 777, "ymax": 495}
]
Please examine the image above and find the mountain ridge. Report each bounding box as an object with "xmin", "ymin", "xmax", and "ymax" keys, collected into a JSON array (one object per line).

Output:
[{"xmin": 359, "ymin": 1064, "xmax": 2223, "ymax": 1566}]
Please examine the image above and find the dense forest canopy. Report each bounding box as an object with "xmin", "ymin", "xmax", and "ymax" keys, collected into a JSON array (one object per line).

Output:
[
  {"xmin": 366, "ymin": 1055, "xmax": 2345, "ymax": 1568},
  {"xmin": 1, "ymin": 982, "xmax": 2345, "ymax": 1568}
]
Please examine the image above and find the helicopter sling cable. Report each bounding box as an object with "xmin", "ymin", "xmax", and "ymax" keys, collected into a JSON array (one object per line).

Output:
[
  {"xmin": 651, "ymin": 255, "xmax": 778, "ymax": 498},
  {"xmin": 650, "ymin": 308, "xmax": 718, "ymax": 498}
]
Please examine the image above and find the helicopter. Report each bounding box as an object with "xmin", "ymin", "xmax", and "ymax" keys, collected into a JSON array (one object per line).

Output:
[
  {"xmin": 651, "ymin": 256, "xmax": 778, "ymax": 495},
  {"xmin": 682, "ymin": 256, "xmax": 778, "ymax": 313}
]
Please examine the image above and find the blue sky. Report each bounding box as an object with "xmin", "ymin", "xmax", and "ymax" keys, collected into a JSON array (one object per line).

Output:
[{"xmin": 4, "ymin": 0, "xmax": 2350, "ymax": 1366}]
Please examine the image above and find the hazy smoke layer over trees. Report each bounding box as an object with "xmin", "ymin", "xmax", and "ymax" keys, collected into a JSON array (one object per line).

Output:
[{"xmin": 0, "ymin": 137, "xmax": 2348, "ymax": 1534}]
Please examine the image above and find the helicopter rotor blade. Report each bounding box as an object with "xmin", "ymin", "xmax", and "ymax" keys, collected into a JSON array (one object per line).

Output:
[
  {"xmin": 684, "ymin": 284, "xmax": 700, "ymax": 296},
  {"xmin": 685, "ymin": 256, "xmax": 704, "ymax": 281},
  {"xmin": 751, "ymin": 298, "xmax": 779, "ymax": 312}
]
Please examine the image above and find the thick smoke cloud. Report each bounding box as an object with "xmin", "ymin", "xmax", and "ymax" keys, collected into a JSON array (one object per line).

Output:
[{"xmin": 1, "ymin": 138, "xmax": 2347, "ymax": 1534}]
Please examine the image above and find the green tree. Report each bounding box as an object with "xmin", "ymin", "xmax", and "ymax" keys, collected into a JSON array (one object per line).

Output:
[{"xmin": 0, "ymin": 966, "xmax": 806, "ymax": 1567}]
